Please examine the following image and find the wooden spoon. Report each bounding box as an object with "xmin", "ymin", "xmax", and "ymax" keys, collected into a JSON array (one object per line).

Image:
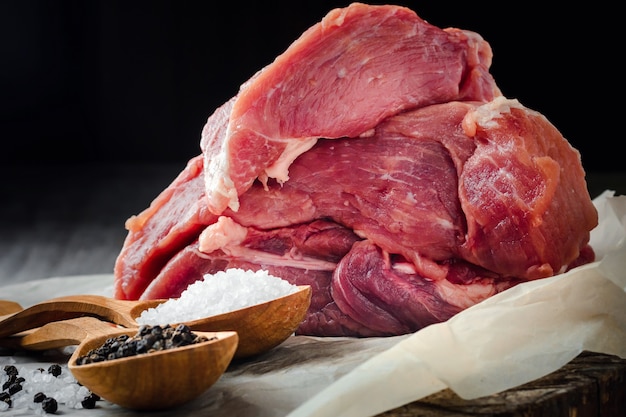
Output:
[
  {"xmin": 181, "ymin": 284, "xmax": 311, "ymax": 358},
  {"xmin": 0, "ymin": 295, "xmax": 167, "ymax": 338},
  {"xmin": 0, "ymin": 316, "xmax": 238, "ymax": 410},
  {"xmin": 0, "ymin": 285, "xmax": 312, "ymax": 358},
  {"xmin": 0, "ymin": 300, "xmax": 23, "ymax": 315}
]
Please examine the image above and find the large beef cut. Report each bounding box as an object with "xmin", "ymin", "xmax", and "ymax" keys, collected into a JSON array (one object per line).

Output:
[
  {"xmin": 201, "ymin": 2, "xmax": 500, "ymax": 215},
  {"xmin": 113, "ymin": 3, "xmax": 598, "ymax": 337}
]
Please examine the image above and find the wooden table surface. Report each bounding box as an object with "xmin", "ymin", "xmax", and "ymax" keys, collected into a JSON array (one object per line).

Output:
[{"xmin": 0, "ymin": 163, "xmax": 625, "ymax": 416}]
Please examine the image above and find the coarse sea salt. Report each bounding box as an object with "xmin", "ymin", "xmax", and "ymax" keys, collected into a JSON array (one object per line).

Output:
[
  {"xmin": 136, "ymin": 268, "xmax": 299, "ymax": 325},
  {"xmin": 0, "ymin": 358, "xmax": 93, "ymax": 414}
]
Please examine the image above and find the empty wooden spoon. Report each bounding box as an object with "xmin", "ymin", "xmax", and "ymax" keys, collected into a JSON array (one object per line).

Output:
[
  {"xmin": 0, "ymin": 316, "xmax": 130, "ymax": 351},
  {"xmin": 1, "ymin": 316, "xmax": 238, "ymax": 410},
  {"xmin": 0, "ymin": 295, "xmax": 167, "ymax": 338},
  {"xmin": 0, "ymin": 300, "xmax": 22, "ymax": 315},
  {"xmin": 0, "ymin": 285, "xmax": 312, "ymax": 358}
]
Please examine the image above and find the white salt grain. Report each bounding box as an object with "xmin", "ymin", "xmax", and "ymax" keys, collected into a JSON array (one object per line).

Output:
[
  {"xmin": 137, "ymin": 268, "xmax": 298, "ymax": 325},
  {"xmin": 0, "ymin": 359, "xmax": 91, "ymax": 414}
]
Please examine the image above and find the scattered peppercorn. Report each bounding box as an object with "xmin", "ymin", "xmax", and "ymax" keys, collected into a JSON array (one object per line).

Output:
[
  {"xmin": 48, "ymin": 364, "xmax": 62, "ymax": 377},
  {"xmin": 81, "ymin": 392, "xmax": 100, "ymax": 409},
  {"xmin": 0, "ymin": 391, "xmax": 11, "ymax": 407},
  {"xmin": 75, "ymin": 324, "xmax": 214, "ymax": 365},
  {"xmin": 41, "ymin": 396, "xmax": 58, "ymax": 413},
  {"xmin": 2, "ymin": 365, "xmax": 17, "ymax": 377},
  {"xmin": 7, "ymin": 382, "xmax": 22, "ymax": 395},
  {"xmin": 1, "ymin": 374, "xmax": 15, "ymax": 390},
  {"xmin": 33, "ymin": 391, "xmax": 47, "ymax": 403},
  {"xmin": 0, "ymin": 362, "xmax": 100, "ymax": 413}
]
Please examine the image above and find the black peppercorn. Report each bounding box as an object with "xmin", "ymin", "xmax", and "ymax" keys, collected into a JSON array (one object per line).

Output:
[
  {"xmin": 8, "ymin": 382, "xmax": 22, "ymax": 395},
  {"xmin": 74, "ymin": 323, "xmax": 215, "ymax": 364},
  {"xmin": 33, "ymin": 392, "xmax": 47, "ymax": 403},
  {"xmin": 81, "ymin": 393, "xmax": 99, "ymax": 409},
  {"xmin": 0, "ymin": 391, "xmax": 11, "ymax": 404},
  {"xmin": 41, "ymin": 396, "xmax": 58, "ymax": 413},
  {"xmin": 2, "ymin": 373, "xmax": 16, "ymax": 390},
  {"xmin": 150, "ymin": 325, "xmax": 164, "ymax": 337},
  {"xmin": 48, "ymin": 364, "xmax": 62, "ymax": 377},
  {"xmin": 3, "ymin": 365, "xmax": 17, "ymax": 376}
]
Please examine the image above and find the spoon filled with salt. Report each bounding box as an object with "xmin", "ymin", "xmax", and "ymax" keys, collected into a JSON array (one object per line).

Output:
[{"xmin": 134, "ymin": 268, "xmax": 312, "ymax": 358}]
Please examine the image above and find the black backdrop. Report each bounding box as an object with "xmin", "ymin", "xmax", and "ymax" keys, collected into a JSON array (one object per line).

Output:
[{"xmin": 1, "ymin": 1, "xmax": 620, "ymax": 172}]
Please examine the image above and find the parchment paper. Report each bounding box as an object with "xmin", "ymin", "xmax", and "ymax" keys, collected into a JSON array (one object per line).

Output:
[
  {"xmin": 1, "ymin": 191, "xmax": 624, "ymax": 417},
  {"xmin": 289, "ymin": 190, "xmax": 626, "ymax": 417}
]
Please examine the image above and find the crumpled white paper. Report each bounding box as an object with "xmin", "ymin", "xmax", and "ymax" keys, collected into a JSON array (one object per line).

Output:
[{"xmin": 287, "ymin": 190, "xmax": 626, "ymax": 417}]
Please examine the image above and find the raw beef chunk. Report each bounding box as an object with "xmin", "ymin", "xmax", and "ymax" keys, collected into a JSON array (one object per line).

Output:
[{"xmin": 113, "ymin": 3, "xmax": 598, "ymax": 337}]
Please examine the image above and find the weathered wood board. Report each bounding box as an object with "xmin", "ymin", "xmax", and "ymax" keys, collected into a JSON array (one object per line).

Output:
[{"xmin": 378, "ymin": 351, "xmax": 625, "ymax": 416}]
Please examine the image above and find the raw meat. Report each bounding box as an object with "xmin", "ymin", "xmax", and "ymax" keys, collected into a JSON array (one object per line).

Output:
[
  {"xmin": 114, "ymin": 95, "xmax": 598, "ymax": 337},
  {"xmin": 201, "ymin": 2, "xmax": 501, "ymax": 215},
  {"xmin": 114, "ymin": 156, "xmax": 217, "ymax": 300},
  {"xmin": 113, "ymin": 3, "xmax": 598, "ymax": 337}
]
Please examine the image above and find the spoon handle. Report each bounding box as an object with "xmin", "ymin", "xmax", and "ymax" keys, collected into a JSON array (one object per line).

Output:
[
  {"xmin": 0, "ymin": 300, "xmax": 23, "ymax": 315},
  {"xmin": 0, "ymin": 295, "xmax": 165, "ymax": 338},
  {"xmin": 46, "ymin": 295, "xmax": 166, "ymax": 327},
  {"xmin": 0, "ymin": 317, "xmax": 124, "ymax": 351}
]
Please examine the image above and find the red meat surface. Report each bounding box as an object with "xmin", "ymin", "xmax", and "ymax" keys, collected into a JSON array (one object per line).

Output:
[
  {"xmin": 201, "ymin": 3, "xmax": 500, "ymax": 215},
  {"xmin": 113, "ymin": 3, "xmax": 598, "ymax": 337}
]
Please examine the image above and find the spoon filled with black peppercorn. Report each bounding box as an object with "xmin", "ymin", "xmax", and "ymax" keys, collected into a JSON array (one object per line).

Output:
[
  {"xmin": 1, "ymin": 316, "xmax": 238, "ymax": 410},
  {"xmin": 0, "ymin": 283, "xmax": 312, "ymax": 410}
]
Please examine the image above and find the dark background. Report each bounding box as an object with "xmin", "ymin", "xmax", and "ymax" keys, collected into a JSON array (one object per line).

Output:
[{"xmin": 0, "ymin": 0, "xmax": 621, "ymax": 172}]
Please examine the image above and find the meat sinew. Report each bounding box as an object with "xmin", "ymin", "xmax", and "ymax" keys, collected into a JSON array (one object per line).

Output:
[{"xmin": 114, "ymin": 3, "xmax": 598, "ymax": 337}]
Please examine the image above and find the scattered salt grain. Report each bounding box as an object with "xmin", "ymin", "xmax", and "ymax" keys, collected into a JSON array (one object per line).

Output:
[
  {"xmin": 0, "ymin": 358, "xmax": 98, "ymax": 414},
  {"xmin": 137, "ymin": 268, "xmax": 299, "ymax": 325}
]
